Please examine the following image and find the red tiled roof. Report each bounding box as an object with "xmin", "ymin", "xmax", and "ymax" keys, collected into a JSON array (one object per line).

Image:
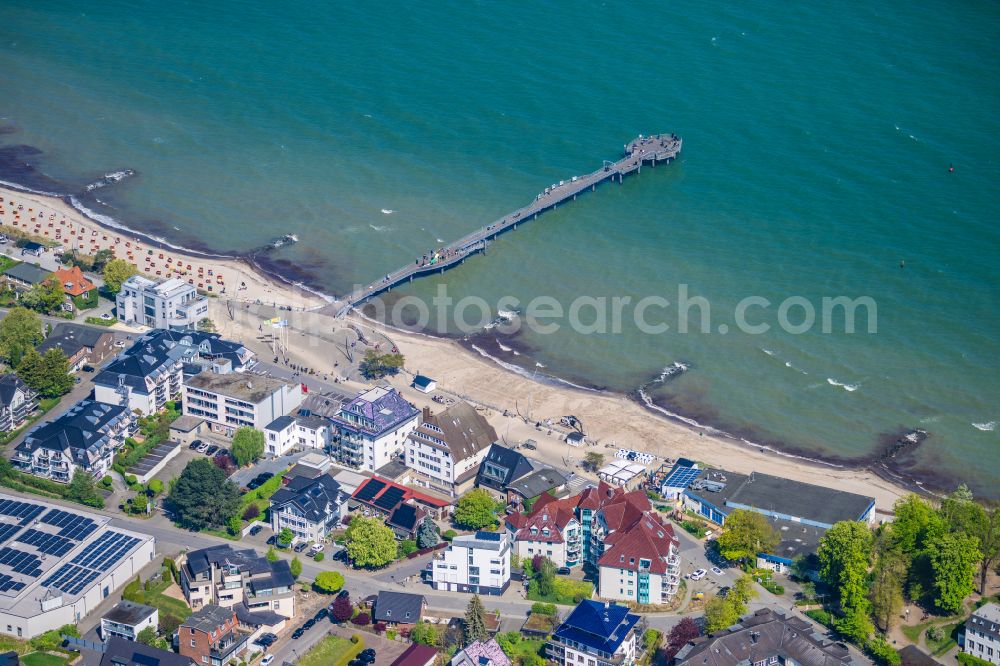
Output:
[
  {"xmin": 598, "ymin": 516, "xmax": 678, "ymax": 574},
  {"xmin": 515, "ymin": 506, "xmax": 576, "ymax": 544},
  {"xmin": 53, "ymin": 266, "xmax": 95, "ymax": 297}
]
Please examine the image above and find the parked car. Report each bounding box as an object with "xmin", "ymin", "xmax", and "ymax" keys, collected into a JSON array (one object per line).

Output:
[
  {"xmin": 359, "ymin": 649, "xmax": 377, "ymax": 664},
  {"xmin": 522, "ymin": 442, "xmax": 537, "ymax": 450},
  {"xmin": 266, "ymin": 535, "xmax": 277, "ymax": 546},
  {"xmin": 249, "ymin": 525, "xmax": 263, "ymax": 536},
  {"xmin": 246, "ymin": 478, "xmax": 264, "ymax": 491},
  {"xmin": 293, "ymin": 542, "xmax": 308, "ymax": 553},
  {"xmin": 336, "ymin": 589, "xmax": 350, "ymax": 600},
  {"xmin": 204, "ymin": 445, "xmax": 219, "ymax": 456},
  {"xmin": 196, "ymin": 441, "xmax": 210, "ymax": 453},
  {"xmin": 303, "ymin": 618, "xmax": 315, "ymax": 630},
  {"xmin": 690, "ymin": 568, "xmax": 707, "ymax": 581},
  {"xmin": 100, "ymin": 313, "xmax": 114, "ymax": 320},
  {"xmin": 260, "ymin": 655, "xmax": 274, "ymax": 666},
  {"xmin": 556, "ymin": 567, "xmax": 572, "ymax": 576},
  {"xmin": 81, "ymin": 364, "xmax": 95, "ymax": 372},
  {"xmin": 314, "ymin": 608, "xmax": 328, "ymax": 621},
  {"xmin": 291, "ymin": 628, "xmax": 304, "ymax": 639},
  {"xmin": 188, "ymin": 440, "xmax": 202, "ymax": 450},
  {"xmin": 308, "ymin": 543, "xmax": 324, "ymax": 555},
  {"xmin": 711, "ymin": 566, "xmax": 723, "ymax": 576}
]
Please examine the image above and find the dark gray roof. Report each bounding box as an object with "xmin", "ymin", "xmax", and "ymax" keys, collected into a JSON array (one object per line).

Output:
[
  {"xmin": 0, "ymin": 373, "xmax": 31, "ymax": 407},
  {"xmin": 18, "ymin": 399, "xmax": 128, "ymax": 464},
  {"xmin": 413, "ymin": 375, "xmax": 434, "ymax": 388},
  {"xmin": 247, "ymin": 559, "xmax": 295, "ymax": 593},
  {"xmin": 387, "ymin": 502, "xmax": 422, "ymax": 534},
  {"xmin": 185, "ymin": 544, "xmax": 273, "ymax": 579},
  {"xmin": 3, "ymin": 262, "xmax": 51, "ymax": 285},
  {"xmin": 266, "ymin": 415, "xmax": 295, "ymax": 431},
  {"xmin": 724, "ymin": 472, "xmax": 875, "ymax": 527},
  {"xmin": 103, "ymin": 600, "xmax": 157, "ymax": 626},
  {"xmin": 506, "ymin": 468, "xmax": 568, "ymax": 499},
  {"xmin": 970, "ymin": 603, "xmax": 1000, "ymax": 643},
  {"xmin": 766, "ymin": 518, "xmax": 827, "ymax": 563},
  {"xmin": 269, "ymin": 474, "xmax": 343, "ymax": 524},
  {"xmin": 234, "ymin": 603, "xmax": 285, "ymax": 627},
  {"xmin": 144, "ymin": 329, "xmax": 254, "ymax": 372},
  {"xmin": 897, "ymin": 646, "xmax": 942, "ymax": 666},
  {"xmin": 101, "ymin": 636, "xmax": 193, "ymax": 666},
  {"xmin": 298, "ymin": 391, "xmax": 348, "ymax": 419},
  {"xmin": 375, "ymin": 458, "xmax": 410, "ymax": 481},
  {"xmin": 374, "ymin": 591, "xmax": 426, "ymax": 623},
  {"xmin": 182, "ymin": 604, "xmax": 236, "ymax": 633},
  {"xmin": 675, "ymin": 609, "xmax": 855, "ymax": 666},
  {"xmin": 295, "ymin": 414, "xmax": 329, "ymax": 430},
  {"xmin": 37, "ymin": 323, "xmax": 110, "ymax": 358},
  {"xmin": 94, "ymin": 335, "xmax": 181, "ymax": 393},
  {"xmin": 476, "ymin": 443, "xmax": 535, "ymax": 491}
]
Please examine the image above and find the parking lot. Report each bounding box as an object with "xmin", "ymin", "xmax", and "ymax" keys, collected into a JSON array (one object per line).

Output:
[{"xmin": 230, "ymin": 451, "xmax": 308, "ymax": 488}]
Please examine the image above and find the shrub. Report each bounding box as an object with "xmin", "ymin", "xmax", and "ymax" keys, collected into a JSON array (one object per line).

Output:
[
  {"xmin": 100, "ymin": 475, "xmax": 113, "ymax": 488},
  {"xmin": 243, "ymin": 504, "xmax": 261, "ymax": 521},
  {"xmin": 352, "ymin": 613, "xmax": 371, "ymax": 626},
  {"xmin": 350, "ymin": 634, "xmax": 362, "ymax": 644},
  {"xmin": 531, "ymin": 602, "xmax": 557, "ymax": 616},
  {"xmin": 865, "ymin": 636, "xmax": 901, "ymax": 666},
  {"xmin": 443, "ymin": 529, "xmax": 457, "ymax": 541},
  {"xmin": 804, "ymin": 609, "xmax": 834, "ymax": 628},
  {"xmin": 314, "ymin": 552, "xmax": 325, "ymax": 562},
  {"xmin": 399, "ymin": 539, "xmax": 417, "ymax": 556},
  {"xmin": 926, "ymin": 626, "xmax": 944, "ymax": 642}
]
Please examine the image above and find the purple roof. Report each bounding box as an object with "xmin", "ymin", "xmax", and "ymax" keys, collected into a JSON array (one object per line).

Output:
[{"xmin": 331, "ymin": 387, "xmax": 418, "ymax": 437}]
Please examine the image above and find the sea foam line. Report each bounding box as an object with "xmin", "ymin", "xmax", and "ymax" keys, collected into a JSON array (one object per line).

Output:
[
  {"xmin": 827, "ymin": 377, "xmax": 859, "ymax": 392},
  {"xmin": 972, "ymin": 421, "xmax": 996, "ymax": 432}
]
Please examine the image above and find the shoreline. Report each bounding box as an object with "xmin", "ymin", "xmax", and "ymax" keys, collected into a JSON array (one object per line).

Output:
[{"xmin": 0, "ymin": 181, "xmax": 941, "ymax": 509}]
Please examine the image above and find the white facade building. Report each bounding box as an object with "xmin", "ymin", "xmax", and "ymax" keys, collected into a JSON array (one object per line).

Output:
[
  {"xmin": 100, "ymin": 601, "xmax": 158, "ymax": 641},
  {"xmin": 116, "ymin": 275, "xmax": 209, "ymax": 330},
  {"xmin": 184, "ymin": 373, "xmax": 303, "ymax": 438},
  {"xmin": 329, "ymin": 386, "xmax": 419, "ymax": 472},
  {"xmin": 431, "ymin": 531, "xmax": 510, "ymax": 596},
  {"xmin": 405, "ymin": 403, "xmax": 496, "ymax": 497},
  {"xmin": 966, "ymin": 603, "xmax": 1000, "ymax": 666},
  {"xmin": 264, "ymin": 414, "xmax": 331, "ymax": 457}
]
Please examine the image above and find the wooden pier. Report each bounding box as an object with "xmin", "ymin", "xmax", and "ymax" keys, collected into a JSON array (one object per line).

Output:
[{"xmin": 333, "ymin": 133, "xmax": 681, "ymax": 316}]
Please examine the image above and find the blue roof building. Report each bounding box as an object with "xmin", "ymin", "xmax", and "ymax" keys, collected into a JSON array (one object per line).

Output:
[{"xmin": 547, "ymin": 600, "xmax": 641, "ymax": 666}]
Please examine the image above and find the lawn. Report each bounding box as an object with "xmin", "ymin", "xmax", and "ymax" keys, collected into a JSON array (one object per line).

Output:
[
  {"xmin": 926, "ymin": 622, "xmax": 961, "ymax": 657},
  {"xmin": 0, "ymin": 256, "xmax": 20, "ymax": 272},
  {"xmin": 125, "ymin": 577, "xmax": 192, "ymax": 621},
  {"xmin": 298, "ymin": 635, "xmax": 363, "ymax": 666},
  {"xmin": 528, "ymin": 577, "xmax": 594, "ymax": 605},
  {"xmin": 21, "ymin": 653, "xmax": 68, "ymax": 666}
]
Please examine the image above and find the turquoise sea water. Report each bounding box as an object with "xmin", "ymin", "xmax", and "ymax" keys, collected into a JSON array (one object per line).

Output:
[{"xmin": 1, "ymin": 1, "xmax": 997, "ymax": 495}]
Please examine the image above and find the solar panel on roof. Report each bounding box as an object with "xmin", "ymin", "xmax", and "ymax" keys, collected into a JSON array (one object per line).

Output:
[
  {"xmin": 40, "ymin": 510, "xmax": 97, "ymax": 539},
  {"xmin": 0, "ymin": 547, "xmax": 42, "ymax": 577},
  {"xmin": 663, "ymin": 465, "xmax": 701, "ymax": 490},
  {"xmin": 0, "ymin": 524, "xmax": 22, "ymax": 546},
  {"xmin": 73, "ymin": 531, "xmax": 140, "ymax": 572},
  {"xmin": 17, "ymin": 529, "xmax": 75, "ymax": 557},
  {"xmin": 374, "ymin": 486, "xmax": 405, "ymax": 510},
  {"xmin": 355, "ymin": 479, "xmax": 386, "ymax": 502},
  {"xmin": 0, "ymin": 500, "xmax": 44, "ymax": 525}
]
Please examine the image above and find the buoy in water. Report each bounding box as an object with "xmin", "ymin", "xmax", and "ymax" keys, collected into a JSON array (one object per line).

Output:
[
  {"xmin": 900, "ymin": 260, "xmax": 906, "ymax": 268},
  {"xmin": 948, "ymin": 164, "xmax": 955, "ymax": 172}
]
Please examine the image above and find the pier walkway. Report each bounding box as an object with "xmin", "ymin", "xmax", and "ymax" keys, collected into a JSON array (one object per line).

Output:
[{"xmin": 331, "ymin": 133, "xmax": 681, "ymax": 316}]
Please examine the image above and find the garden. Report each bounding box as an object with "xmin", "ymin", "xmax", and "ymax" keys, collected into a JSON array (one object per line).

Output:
[{"xmin": 298, "ymin": 634, "xmax": 365, "ymax": 666}]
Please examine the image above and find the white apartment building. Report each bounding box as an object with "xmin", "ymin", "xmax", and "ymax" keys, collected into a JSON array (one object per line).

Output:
[
  {"xmin": 431, "ymin": 531, "xmax": 510, "ymax": 596},
  {"xmin": 264, "ymin": 414, "xmax": 331, "ymax": 457},
  {"xmin": 329, "ymin": 386, "xmax": 419, "ymax": 472},
  {"xmin": 93, "ymin": 343, "xmax": 183, "ymax": 416},
  {"xmin": 966, "ymin": 603, "xmax": 1000, "ymax": 666},
  {"xmin": 183, "ymin": 373, "xmax": 303, "ymax": 438},
  {"xmin": 508, "ymin": 501, "xmax": 582, "ymax": 569},
  {"xmin": 116, "ymin": 275, "xmax": 209, "ymax": 330},
  {"xmin": 100, "ymin": 601, "xmax": 158, "ymax": 641},
  {"xmin": 268, "ymin": 474, "xmax": 346, "ymax": 543},
  {"xmin": 546, "ymin": 600, "xmax": 639, "ymax": 666},
  {"xmin": 405, "ymin": 403, "xmax": 496, "ymax": 497}
]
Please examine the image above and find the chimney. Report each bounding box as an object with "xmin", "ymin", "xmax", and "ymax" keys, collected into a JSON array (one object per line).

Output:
[
  {"xmin": 750, "ymin": 631, "xmax": 759, "ymax": 644},
  {"xmin": 422, "ymin": 406, "xmax": 431, "ymax": 421}
]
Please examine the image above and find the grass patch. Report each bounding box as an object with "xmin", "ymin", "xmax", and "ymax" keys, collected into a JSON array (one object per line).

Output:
[
  {"xmin": 71, "ymin": 290, "xmax": 98, "ymax": 311},
  {"xmin": 804, "ymin": 609, "xmax": 835, "ymax": 629},
  {"xmin": 123, "ymin": 576, "xmax": 192, "ymax": 621},
  {"xmin": 21, "ymin": 653, "xmax": 68, "ymax": 666},
  {"xmin": 298, "ymin": 635, "xmax": 362, "ymax": 666},
  {"xmin": 528, "ymin": 577, "xmax": 593, "ymax": 605},
  {"xmin": 927, "ymin": 622, "xmax": 961, "ymax": 656},
  {"xmin": 0, "ymin": 255, "xmax": 20, "ymax": 272},
  {"xmin": 84, "ymin": 316, "xmax": 116, "ymax": 327}
]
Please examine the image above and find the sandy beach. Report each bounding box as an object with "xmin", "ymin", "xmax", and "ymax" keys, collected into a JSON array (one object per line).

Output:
[
  {"xmin": 0, "ymin": 185, "xmax": 325, "ymax": 310},
  {"xmin": 0, "ymin": 183, "xmax": 910, "ymax": 513}
]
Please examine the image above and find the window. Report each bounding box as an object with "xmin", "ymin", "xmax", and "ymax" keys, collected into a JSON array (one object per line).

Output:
[{"xmin": 190, "ymin": 640, "xmax": 196, "ymax": 647}]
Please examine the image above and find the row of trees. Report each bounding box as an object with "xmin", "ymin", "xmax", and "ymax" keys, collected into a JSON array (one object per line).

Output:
[
  {"xmin": 0, "ymin": 307, "xmax": 76, "ymax": 397},
  {"xmin": 816, "ymin": 486, "xmax": 998, "ymax": 645}
]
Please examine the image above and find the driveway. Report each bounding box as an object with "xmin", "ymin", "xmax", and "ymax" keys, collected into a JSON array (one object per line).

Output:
[{"xmin": 230, "ymin": 451, "xmax": 308, "ymax": 487}]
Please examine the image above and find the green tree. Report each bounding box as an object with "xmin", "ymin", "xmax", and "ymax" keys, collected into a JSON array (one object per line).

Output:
[
  {"xmin": 818, "ymin": 521, "xmax": 874, "ymax": 643},
  {"xmin": 103, "ymin": 258, "xmax": 137, "ymax": 294},
  {"xmin": 0, "ymin": 306, "xmax": 44, "ymax": 365},
  {"xmin": 716, "ymin": 510, "xmax": 781, "ymax": 562},
  {"xmin": 344, "ymin": 516, "xmax": 397, "ymax": 568},
  {"xmin": 313, "ymin": 571, "xmax": 345, "ymax": 593},
  {"xmin": 21, "ymin": 277, "xmax": 66, "ymax": 314},
  {"xmin": 927, "ymin": 532, "xmax": 981, "ymax": 614},
  {"xmin": 265, "ymin": 546, "xmax": 279, "ymax": 562},
  {"xmin": 939, "ymin": 486, "xmax": 1000, "ymax": 596},
  {"xmin": 136, "ymin": 626, "xmax": 158, "ymax": 646},
  {"xmin": 290, "ymin": 556, "xmax": 302, "ymax": 580},
  {"xmin": 410, "ymin": 620, "xmax": 439, "ymax": 647},
  {"xmin": 705, "ymin": 595, "xmax": 741, "ymax": 632},
  {"xmin": 231, "ymin": 427, "xmax": 265, "ymax": 466},
  {"xmin": 584, "ymin": 451, "xmax": 605, "ymax": 472},
  {"xmin": 454, "ymin": 488, "xmax": 502, "ymax": 529},
  {"xmin": 66, "ymin": 469, "xmax": 104, "ymax": 508},
  {"xmin": 416, "ymin": 516, "xmax": 440, "ymax": 549},
  {"xmin": 17, "ymin": 347, "xmax": 74, "ymax": 397},
  {"xmin": 92, "ymin": 248, "xmax": 115, "ymax": 271},
  {"xmin": 464, "ymin": 594, "xmax": 489, "ymax": 643},
  {"xmin": 167, "ymin": 458, "xmax": 240, "ymax": 530},
  {"xmin": 536, "ymin": 557, "xmax": 556, "ymax": 597},
  {"xmin": 728, "ymin": 573, "xmax": 757, "ymax": 608},
  {"xmin": 359, "ymin": 349, "xmax": 405, "ymax": 379},
  {"xmin": 888, "ymin": 494, "xmax": 945, "ymax": 555},
  {"xmin": 196, "ymin": 317, "xmax": 216, "ymax": 333},
  {"xmin": 870, "ymin": 543, "xmax": 907, "ymax": 632},
  {"xmin": 278, "ymin": 528, "xmax": 294, "ymax": 546}
]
